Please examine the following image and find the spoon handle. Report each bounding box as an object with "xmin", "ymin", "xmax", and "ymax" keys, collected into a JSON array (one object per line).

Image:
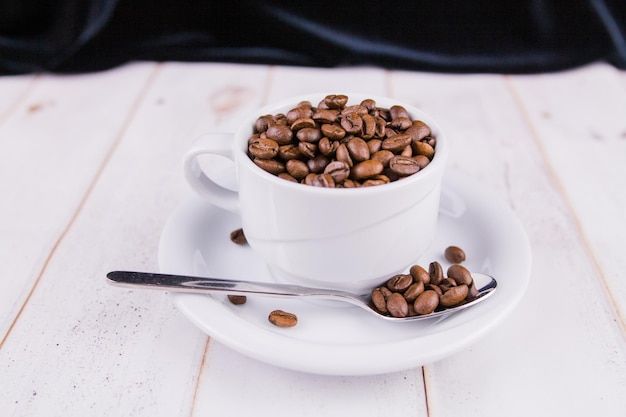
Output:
[{"xmin": 106, "ymin": 270, "xmax": 342, "ymax": 299}]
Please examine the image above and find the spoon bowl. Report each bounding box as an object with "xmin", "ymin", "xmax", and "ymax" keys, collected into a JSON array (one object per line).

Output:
[{"xmin": 107, "ymin": 270, "xmax": 497, "ymax": 322}]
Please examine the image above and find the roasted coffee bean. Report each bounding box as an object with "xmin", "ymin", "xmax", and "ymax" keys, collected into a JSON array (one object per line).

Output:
[
  {"xmin": 324, "ymin": 161, "xmax": 351, "ymax": 183},
  {"xmin": 409, "ymin": 264, "xmax": 430, "ymax": 285},
  {"xmin": 278, "ymin": 173, "xmax": 298, "ymax": 183},
  {"xmin": 427, "ymin": 284, "xmax": 443, "ymax": 296},
  {"xmin": 412, "ymin": 140, "xmax": 435, "ymax": 160},
  {"xmin": 413, "ymin": 290, "xmax": 439, "ymax": 315},
  {"xmin": 253, "ymin": 158, "xmax": 285, "ymax": 175},
  {"xmin": 440, "ymin": 284, "xmax": 469, "ymax": 307},
  {"xmin": 386, "ymin": 292, "xmax": 409, "ymax": 318},
  {"xmin": 286, "ymin": 106, "xmax": 313, "ymax": 123},
  {"xmin": 229, "ymin": 228, "xmax": 247, "ymax": 245},
  {"xmin": 382, "ymin": 133, "xmax": 412, "ymax": 153},
  {"xmin": 307, "ymin": 154, "xmax": 330, "ymax": 173},
  {"xmin": 360, "ymin": 98, "xmax": 376, "ymax": 111},
  {"xmin": 386, "ymin": 274, "xmax": 413, "ymax": 292},
  {"xmin": 367, "ymin": 138, "xmax": 382, "ymax": 154},
  {"xmin": 347, "ymin": 137, "xmax": 370, "ymax": 161},
  {"xmin": 305, "ymin": 173, "xmax": 335, "ymax": 188},
  {"xmin": 401, "ymin": 144, "xmax": 413, "ymax": 157},
  {"xmin": 371, "ymin": 288, "xmax": 388, "ymax": 314},
  {"xmin": 341, "ymin": 113, "xmax": 364, "ymax": 134},
  {"xmin": 390, "ymin": 105, "xmax": 411, "ymax": 120},
  {"xmin": 227, "ymin": 295, "xmax": 247, "ymax": 305},
  {"xmin": 362, "ymin": 175, "xmax": 390, "ymax": 187},
  {"xmin": 361, "ymin": 114, "xmax": 377, "ymax": 139},
  {"xmin": 318, "ymin": 137, "xmax": 338, "ymax": 156},
  {"xmin": 335, "ymin": 143, "xmax": 354, "ymax": 167},
  {"xmin": 268, "ymin": 310, "xmax": 298, "ymax": 327},
  {"xmin": 403, "ymin": 281, "xmax": 425, "ymax": 302},
  {"xmin": 429, "ymin": 261, "xmax": 444, "ymax": 285},
  {"xmin": 312, "ymin": 109, "xmax": 340, "ymax": 123},
  {"xmin": 298, "ymin": 141, "xmax": 317, "ymax": 159},
  {"xmin": 265, "ymin": 124, "xmax": 293, "ymax": 145},
  {"xmin": 320, "ymin": 94, "xmax": 348, "ymax": 109},
  {"xmin": 277, "ymin": 144, "xmax": 299, "ymax": 160},
  {"xmin": 254, "ymin": 115, "xmax": 275, "ymax": 133},
  {"xmin": 290, "ymin": 117, "xmax": 316, "ymax": 131},
  {"xmin": 405, "ymin": 120, "xmax": 431, "ymax": 141},
  {"xmin": 286, "ymin": 159, "xmax": 310, "ymax": 179},
  {"xmin": 351, "ymin": 160, "xmax": 383, "ymax": 180},
  {"xmin": 445, "ymin": 246, "xmax": 466, "ymax": 263},
  {"xmin": 321, "ymin": 123, "xmax": 346, "ymax": 140},
  {"xmin": 413, "ymin": 154, "xmax": 431, "ymax": 169},
  {"xmin": 390, "ymin": 116, "xmax": 412, "ymax": 130},
  {"xmin": 297, "ymin": 127, "xmax": 323, "ymax": 143},
  {"xmin": 248, "ymin": 137, "xmax": 279, "ymax": 159},
  {"xmin": 447, "ymin": 264, "xmax": 473, "ymax": 286},
  {"xmin": 371, "ymin": 150, "xmax": 395, "ymax": 167},
  {"xmin": 389, "ymin": 155, "xmax": 421, "ymax": 176}
]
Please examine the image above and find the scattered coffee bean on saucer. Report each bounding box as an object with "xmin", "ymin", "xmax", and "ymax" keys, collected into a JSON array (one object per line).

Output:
[{"xmin": 230, "ymin": 228, "xmax": 248, "ymax": 245}]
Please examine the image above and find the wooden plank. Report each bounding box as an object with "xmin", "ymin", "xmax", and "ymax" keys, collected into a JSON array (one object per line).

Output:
[
  {"xmin": 389, "ymin": 66, "xmax": 626, "ymax": 416},
  {"xmin": 0, "ymin": 63, "xmax": 157, "ymax": 341},
  {"xmin": 509, "ymin": 63, "xmax": 626, "ymax": 325},
  {"xmin": 0, "ymin": 62, "xmax": 271, "ymax": 416}
]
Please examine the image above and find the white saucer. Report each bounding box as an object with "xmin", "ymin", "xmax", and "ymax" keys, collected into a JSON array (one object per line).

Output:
[{"xmin": 158, "ymin": 171, "xmax": 531, "ymax": 376}]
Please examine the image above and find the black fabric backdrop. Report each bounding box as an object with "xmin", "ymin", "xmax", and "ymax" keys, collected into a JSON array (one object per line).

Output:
[{"xmin": 1, "ymin": 0, "xmax": 625, "ymax": 75}]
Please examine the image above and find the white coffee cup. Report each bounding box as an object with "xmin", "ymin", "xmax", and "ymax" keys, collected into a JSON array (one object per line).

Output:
[{"xmin": 183, "ymin": 93, "xmax": 449, "ymax": 293}]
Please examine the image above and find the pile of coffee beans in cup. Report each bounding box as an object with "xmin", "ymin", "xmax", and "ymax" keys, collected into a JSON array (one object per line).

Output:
[
  {"xmin": 247, "ymin": 94, "xmax": 436, "ymax": 187},
  {"xmin": 370, "ymin": 246, "xmax": 476, "ymax": 318}
]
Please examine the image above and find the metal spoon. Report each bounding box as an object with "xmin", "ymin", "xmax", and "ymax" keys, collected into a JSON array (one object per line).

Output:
[{"xmin": 106, "ymin": 270, "xmax": 497, "ymax": 322}]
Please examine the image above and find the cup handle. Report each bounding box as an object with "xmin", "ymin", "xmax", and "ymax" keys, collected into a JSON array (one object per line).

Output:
[{"xmin": 183, "ymin": 133, "xmax": 240, "ymax": 213}]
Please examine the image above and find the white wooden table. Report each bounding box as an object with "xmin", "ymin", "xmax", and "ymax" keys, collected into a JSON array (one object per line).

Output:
[{"xmin": 1, "ymin": 61, "xmax": 626, "ymax": 416}]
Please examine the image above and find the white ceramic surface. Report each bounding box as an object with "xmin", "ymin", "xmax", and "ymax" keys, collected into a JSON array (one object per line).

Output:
[
  {"xmin": 182, "ymin": 94, "xmax": 449, "ymax": 292},
  {"xmin": 159, "ymin": 171, "xmax": 531, "ymax": 375}
]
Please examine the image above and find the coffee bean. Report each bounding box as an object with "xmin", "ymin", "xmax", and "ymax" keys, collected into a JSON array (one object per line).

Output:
[
  {"xmin": 429, "ymin": 261, "xmax": 444, "ymax": 285},
  {"xmin": 389, "ymin": 155, "xmax": 421, "ymax": 176},
  {"xmin": 447, "ymin": 264, "xmax": 473, "ymax": 286},
  {"xmin": 347, "ymin": 137, "xmax": 370, "ymax": 161},
  {"xmin": 351, "ymin": 160, "xmax": 383, "ymax": 180},
  {"xmin": 324, "ymin": 161, "xmax": 351, "ymax": 183},
  {"xmin": 409, "ymin": 264, "xmax": 430, "ymax": 285},
  {"xmin": 290, "ymin": 117, "xmax": 316, "ymax": 131},
  {"xmin": 320, "ymin": 94, "xmax": 348, "ymax": 109},
  {"xmin": 444, "ymin": 246, "xmax": 466, "ymax": 263},
  {"xmin": 297, "ymin": 127, "xmax": 323, "ymax": 143},
  {"xmin": 321, "ymin": 123, "xmax": 346, "ymax": 140},
  {"xmin": 413, "ymin": 290, "xmax": 439, "ymax": 315},
  {"xmin": 403, "ymin": 281, "xmax": 425, "ymax": 302},
  {"xmin": 227, "ymin": 295, "xmax": 247, "ymax": 305},
  {"xmin": 229, "ymin": 228, "xmax": 247, "ymax": 245},
  {"xmin": 412, "ymin": 140, "xmax": 435, "ymax": 160},
  {"xmin": 253, "ymin": 158, "xmax": 285, "ymax": 175},
  {"xmin": 382, "ymin": 133, "xmax": 412, "ymax": 153},
  {"xmin": 386, "ymin": 292, "xmax": 409, "ymax": 318},
  {"xmin": 248, "ymin": 137, "xmax": 279, "ymax": 159},
  {"xmin": 405, "ymin": 120, "xmax": 431, "ymax": 141},
  {"xmin": 265, "ymin": 124, "xmax": 293, "ymax": 145},
  {"xmin": 341, "ymin": 113, "xmax": 364, "ymax": 134},
  {"xmin": 371, "ymin": 288, "xmax": 388, "ymax": 314},
  {"xmin": 390, "ymin": 105, "xmax": 410, "ymax": 120},
  {"xmin": 268, "ymin": 310, "xmax": 298, "ymax": 327},
  {"xmin": 286, "ymin": 159, "xmax": 310, "ymax": 179},
  {"xmin": 440, "ymin": 284, "xmax": 469, "ymax": 307},
  {"xmin": 386, "ymin": 274, "xmax": 413, "ymax": 292}
]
